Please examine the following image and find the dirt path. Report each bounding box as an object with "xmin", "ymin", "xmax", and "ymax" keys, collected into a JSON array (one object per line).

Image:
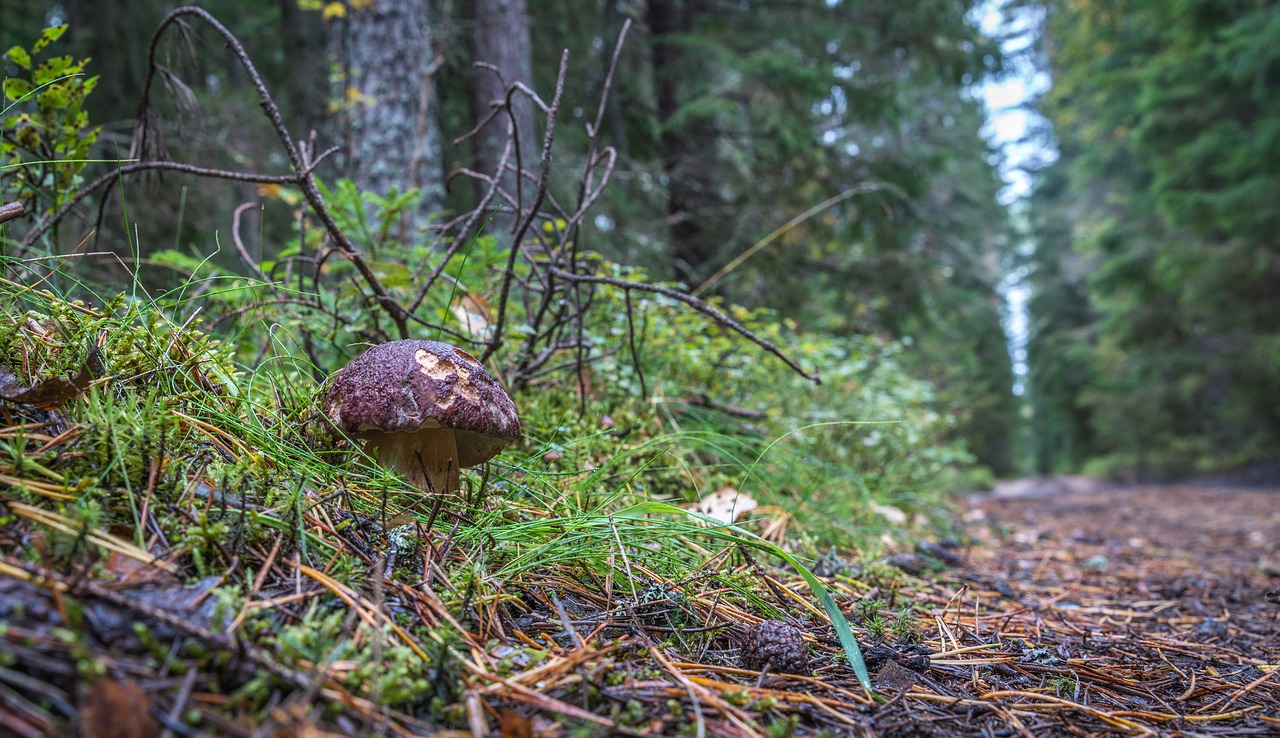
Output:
[
  {"xmin": 913, "ymin": 482, "xmax": 1280, "ymax": 736},
  {"xmin": 972, "ymin": 480, "xmax": 1280, "ymax": 579}
]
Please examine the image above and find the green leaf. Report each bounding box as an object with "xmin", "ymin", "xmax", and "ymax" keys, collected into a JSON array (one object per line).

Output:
[
  {"xmin": 32, "ymin": 25, "xmax": 69, "ymax": 54},
  {"xmin": 150, "ymin": 249, "xmax": 211, "ymax": 274},
  {"xmin": 3, "ymin": 78, "xmax": 34, "ymax": 102},
  {"xmin": 72, "ymin": 128, "xmax": 100, "ymax": 159},
  {"xmin": 374, "ymin": 262, "xmax": 411, "ymax": 288},
  {"xmin": 33, "ymin": 55, "xmax": 76, "ymax": 85},
  {"xmin": 5, "ymin": 45, "xmax": 31, "ymax": 70},
  {"xmin": 15, "ymin": 124, "xmax": 40, "ymax": 149},
  {"xmin": 37, "ymin": 82, "xmax": 68, "ymax": 112}
]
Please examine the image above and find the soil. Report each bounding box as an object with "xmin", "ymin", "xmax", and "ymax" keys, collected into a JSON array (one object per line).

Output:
[
  {"xmin": 970, "ymin": 479, "xmax": 1280, "ymax": 587},
  {"xmin": 910, "ymin": 481, "xmax": 1280, "ymax": 736}
]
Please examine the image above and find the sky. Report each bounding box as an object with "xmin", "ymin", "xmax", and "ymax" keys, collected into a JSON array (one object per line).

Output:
[
  {"xmin": 976, "ymin": 1, "xmax": 1054, "ymax": 205},
  {"xmin": 974, "ymin": 0, "xmax": 1054, "ymax": 396}
]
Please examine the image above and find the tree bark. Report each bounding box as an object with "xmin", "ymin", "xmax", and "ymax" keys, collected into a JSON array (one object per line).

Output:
[
  {"xmin": 648, "ymin": 0, "xmax": 714, "ymax": 287},
  {"xmin": 332, "ymin": 0, "xmax": 445, "ymax": 240},
  {"xmin": 279, "ymin": 0, "xmax": 328, "ymax": 142},
  {"xmin": 469, "ymin": 0, "xmax": 536, "ymax": 228}
]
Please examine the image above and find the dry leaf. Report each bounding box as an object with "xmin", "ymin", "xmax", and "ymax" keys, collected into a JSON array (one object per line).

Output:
[
  {"xmin": 695, "ymin": 486, "xmax": 758, "ymax": 524},
  {"xmin": 0, "ymin": 346, "xmax": 98, "ymax": 409},
  {"xmin": 870, "ymin": 502, "xmax": 907, "ymax": 525},
  {"xmin": 449, "ymin": 292, "xmax": 492, "ymax": 339},
  {"xmin": 80, "ymin": 679, "xmax": 159, "ymax": 738},
  {"xmin": 101, "ymin": 552, "xmax": 151, "ymax": 582},
  {"xmin": 0, "ymin": 376, "xmax": 81, "ymax": 408},
  {"xmin": 498, "ymin": 709, "xmax": 533, "ymax": 738}
]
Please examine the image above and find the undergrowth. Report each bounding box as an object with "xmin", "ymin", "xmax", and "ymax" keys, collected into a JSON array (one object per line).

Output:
[
  {"xmin": 0, "ymin": 240, "xmax": 963, "ymax": 729},
  {"xmin": 0, "ymin": 19, "xmax": 971, "ymax": 731}
]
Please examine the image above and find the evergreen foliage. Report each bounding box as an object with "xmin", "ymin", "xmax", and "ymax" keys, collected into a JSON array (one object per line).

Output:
[{"xmin": 1026, "ymin": 0, "xmax": 1280, "ymax": 476}]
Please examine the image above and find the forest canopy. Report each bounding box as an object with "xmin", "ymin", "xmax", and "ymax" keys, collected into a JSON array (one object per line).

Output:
[{"xmin": 1024, "ymin": 0, "xmax": 1280, "ymax": 478}]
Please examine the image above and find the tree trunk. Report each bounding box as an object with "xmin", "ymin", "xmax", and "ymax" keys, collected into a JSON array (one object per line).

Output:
[
  {"xmin": 648, "ymin": 0, "xmax": 714, "ymax": 287},
  {"xmin": 602, "ymin": 0, "xmax": 629, "ymax": 155},
  {"xmin": 332, "ymin": 0, "xmax": 445, "ymax": 240},
  {"xmin": 469, "ymin": 0, "xmax": 536, "ymax": 229},
  {"xmin": 279, "ymin": 0, "xmax": 328, "ymax": 142}
]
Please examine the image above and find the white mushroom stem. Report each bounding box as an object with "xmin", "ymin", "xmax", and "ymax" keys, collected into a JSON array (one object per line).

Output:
[{"xmin": 366, "ymin": 428, "xmax": 461, "ymax": 495}]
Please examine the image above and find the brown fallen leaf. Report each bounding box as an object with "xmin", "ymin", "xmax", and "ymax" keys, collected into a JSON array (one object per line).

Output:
[
  {"xmin": 449, "ymin": 291, "xmax": 493, "ymax": 339},
  {"xmin": 101, "ymin": 552, "xmax": 153, "ymax": 583},
  {"xmin": 498, "ymin": 709, "xmax": 533, "ymax": 738},
  {"xmin": 80, "ymin": 678, "xmax": 160, "ymax": 738},
  {"xmin": 0, "ymin": 351, "xmax": 97, "ymax": 409},
  {"xmin": 874, "ymin": 661, "xmax": 921, "ymax": 692},
  {"xmin": 0, "ymin": 376, "xmax": 82, "ymax": 408},
  {"xmin": 693, "ymin": 486, "xmax": 759, "ymax": 524}
]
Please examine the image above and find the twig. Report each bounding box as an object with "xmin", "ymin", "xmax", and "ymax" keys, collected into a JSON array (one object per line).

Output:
[
  {"xmin": 231, "ymin": 202, "xmax": 269, "ymax": 286},
  {"xmin": 158, "ymin": 666, "xmax": 198, "ymax": 738},
  {"xmin": 0, "ymin": 202, "xmax": 25, "ymax": 225},
  {"xmin": 21, "ymin": 159, "xmax": 328, "ymax": 247},
  {"xmin": 548, "ymin": 267, "xmax": 820, "ymax": 384},
  {"xmin": 482, "ymin": 50, "xmax": 570, "ymax": 364},
  {"xmin": 110, "ymin": 6, "xmax": 411, "ymax": 336}
]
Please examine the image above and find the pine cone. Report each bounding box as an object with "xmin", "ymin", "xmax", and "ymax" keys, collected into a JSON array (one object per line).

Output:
[{"xmin": 739, "ymin": 619, "xmax": 810, "ymax": 674}]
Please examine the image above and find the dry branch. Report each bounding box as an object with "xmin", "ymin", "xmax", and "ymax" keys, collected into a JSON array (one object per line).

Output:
[
  {"xmin": 549, "ymin": 267, "xmax": 820, "ymax": 384},
  {"xmin": 0, "ymin": 202, "xmax": 25, "ymax": 225}
]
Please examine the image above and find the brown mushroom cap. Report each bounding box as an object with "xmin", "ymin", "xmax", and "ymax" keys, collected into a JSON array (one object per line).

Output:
[{"xmin": 322, "ymin": 340, "xmax": 520, "ymax": 466}]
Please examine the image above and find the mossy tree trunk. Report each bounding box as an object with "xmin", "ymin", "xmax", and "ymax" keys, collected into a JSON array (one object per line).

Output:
[{"xmin": 330, "ymin": 0, "xmax": 445, "ymax": 241}]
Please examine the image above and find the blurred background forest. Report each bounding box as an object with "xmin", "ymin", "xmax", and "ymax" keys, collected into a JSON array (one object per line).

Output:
[{"xmin": 3, "ymin": 0, "xmax": 1277, "ymax": 484}]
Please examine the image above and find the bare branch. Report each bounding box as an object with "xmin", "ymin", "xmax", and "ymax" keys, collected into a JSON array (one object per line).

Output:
[
  {"xmin": 0, "ymin": 202, "xmax": 24, "ymax": 225},
  {"xmin": 482, "ymin": 50, "xmax": 571, "ymax": 365},
  {"xmin": 123, "ymin": 6, "xmax": 412, "ymax": 336},
  {"xmin": 547, "ymin": 267, "xmax": 820, "ymax": 384},
  {"xmin": 12, "ymin": 9, "xmax": 825, "ymax": 398},
  {"xmin": 231, "ymin": 202, "xmax": 273, "ymax": 290},
  {"xmin": 22, "ymin": 160, "xmax": 310, "ymax": 246}
]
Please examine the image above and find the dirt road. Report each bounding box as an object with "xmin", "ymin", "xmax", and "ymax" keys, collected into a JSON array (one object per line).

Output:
[
  {"xmin": 923, "ymin": 482, "xmax": 1280, "ymax": 736},
  {"xmin": 972, "ymin": 480, "xmax": 1280, "ymax": 583}
]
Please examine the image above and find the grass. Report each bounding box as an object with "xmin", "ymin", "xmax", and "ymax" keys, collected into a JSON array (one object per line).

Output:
[{"xmin": 0, "ymin": 250, "xmax": 968, "ymax": 734}]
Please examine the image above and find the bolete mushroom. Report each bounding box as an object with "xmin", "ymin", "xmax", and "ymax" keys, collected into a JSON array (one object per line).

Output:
[{"xmin": 321, "ymin": 340, "xmax": 520, "ymax": 494}]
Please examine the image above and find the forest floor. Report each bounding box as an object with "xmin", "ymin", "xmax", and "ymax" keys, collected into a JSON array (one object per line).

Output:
[
  {"xmin": 4, "ymin": 480, "xmax": 1279, "ymax": 736},
  {"xmin": 901, "ymin": 480, "xmax": 1280, "ymax": 737}
]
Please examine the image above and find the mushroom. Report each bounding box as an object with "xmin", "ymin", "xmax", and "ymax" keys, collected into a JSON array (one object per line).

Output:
[{"xmin": 321, "ymin": 340, "xmax": 520, "ymax": 494}]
